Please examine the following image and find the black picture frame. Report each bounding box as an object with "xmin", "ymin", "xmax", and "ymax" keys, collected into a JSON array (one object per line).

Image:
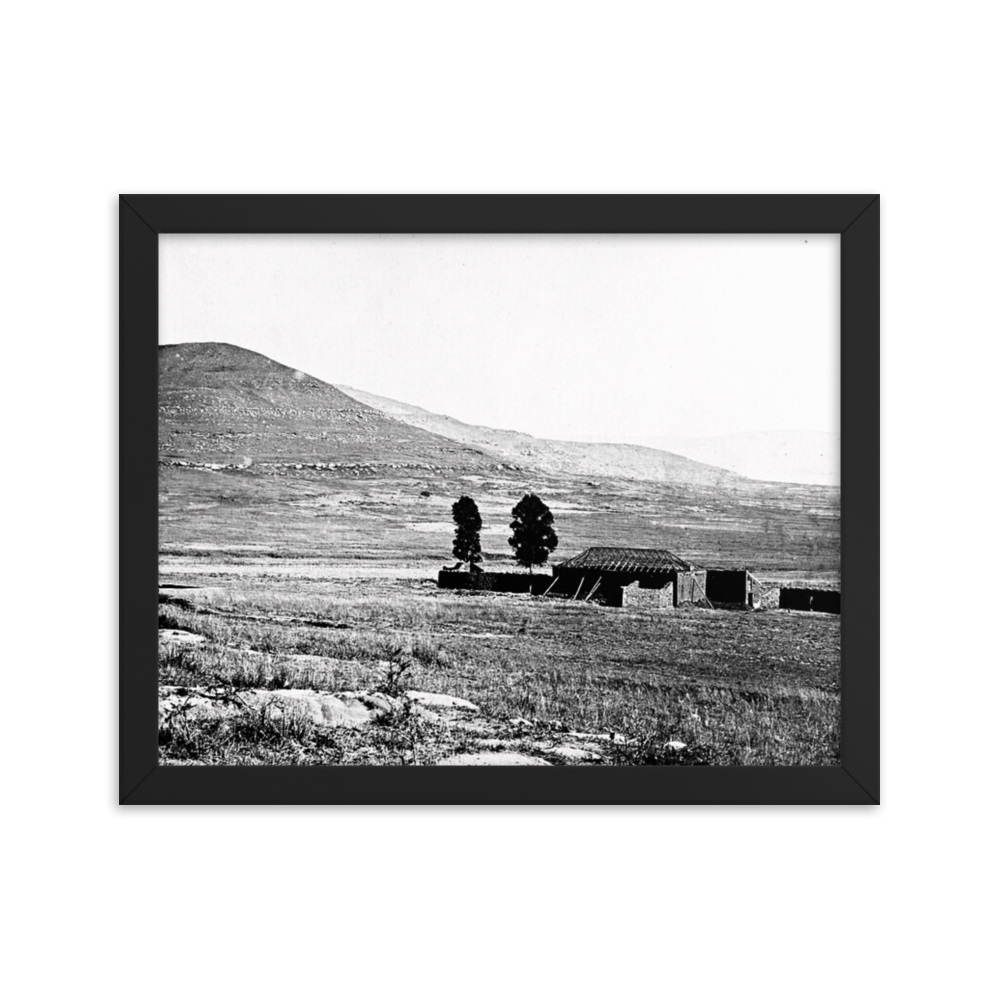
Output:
[{"xmin": 121, "ymin": 194, "xmax": 879, "ymax": 805}]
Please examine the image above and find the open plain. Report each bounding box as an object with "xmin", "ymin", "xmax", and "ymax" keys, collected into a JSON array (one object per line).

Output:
[
  {"xmin": 159, "ymin": 465, "xmax": 840, "ymax": 766},
  {"xmin": 158, "ymin": 344, "xmax": 840, "ymax": 766}
]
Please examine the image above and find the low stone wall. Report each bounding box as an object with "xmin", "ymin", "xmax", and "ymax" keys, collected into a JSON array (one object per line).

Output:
[
  {"xmin": 622, "ymin": 581, "xmax": 674, "ymax": 610},
  {"xmin": 779, "ymin": 588, "xmax": 812, "ymax": 611},
  {"xmin": 778, "ymin": 587, "xmax": 841, "ymax": 614},
  {"xmin": 437, "ymin": 570, "xmax": 551, "ymax": 594},
  {"xmin": 754, "ymin": 582, "xmax": 782, "ymax": 610},
  {"xmin": 811, "ymin": 590, "xmax": 841, "ymax": 614},
  {"xmin": 438, "ymin": 569, "xmax": 838, "ymax": 613}
]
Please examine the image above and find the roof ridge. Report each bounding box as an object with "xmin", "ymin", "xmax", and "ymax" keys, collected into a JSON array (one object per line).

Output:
[{"xmin": 560, "ymin": 545, "xmax": 696, "ymax": 572}]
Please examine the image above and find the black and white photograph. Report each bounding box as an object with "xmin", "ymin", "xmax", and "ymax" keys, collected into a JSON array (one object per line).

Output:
[{"xmin": 158, "ymin": 232, "xmax": 841, "ymax": 767}]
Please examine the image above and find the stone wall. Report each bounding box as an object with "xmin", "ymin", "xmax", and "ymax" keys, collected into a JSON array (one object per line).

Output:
[
  {"xmin": 753, "ymin": 580, "xmax": 782, "ymax": 610},
  {"xmin": 778, "ymin": 587, "xmax": 841, "ymax": 614},
  {"xmin": 779, "ymin": 587, "xmax": 812, "ymax": 610},
  {"xmin": 622, "ymin": 581, "xmax": 674, "ymax": 610},
  {"xmin": 437, "ymin": 570, "xmax": 551, "ymax": 594},
  {"xmin": 811, "ymin": 589, "xmax": 841, "ymax": 614}
]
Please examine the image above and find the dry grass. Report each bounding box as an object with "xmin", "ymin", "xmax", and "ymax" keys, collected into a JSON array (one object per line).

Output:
[
  {"xmin": 159, "ymin": 463, "xmax": 839, "ymax": 765},
  {"xmin": 159, "ymin": 463, "xmax": 840, "ymax": 578},
  {"xmin": 160, "ymin": 576, "xmax": 839, "ymax": 765}
]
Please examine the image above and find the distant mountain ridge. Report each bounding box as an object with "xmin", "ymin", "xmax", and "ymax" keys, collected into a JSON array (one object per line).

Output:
[
  {"xmin": 159, "ymin": 342, "xmax": 744, "ymax": 486},
  {"xmin": 333, "ymin": 384, "xmax": 743, "ymax": 486}
]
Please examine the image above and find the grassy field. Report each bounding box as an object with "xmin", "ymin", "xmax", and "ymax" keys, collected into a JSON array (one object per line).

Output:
[
  {"xmin": 159, "ymin": 465, "xmax": 840, "ymax": 765},
  {"xmin": 160, "ymin": 463, "xmax": 840, "ymax": 574}
]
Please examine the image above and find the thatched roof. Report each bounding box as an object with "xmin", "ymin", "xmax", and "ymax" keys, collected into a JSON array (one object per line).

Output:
[{"xmin": 557, "ymin": 546, "xmax": 698, "ymax": 574}]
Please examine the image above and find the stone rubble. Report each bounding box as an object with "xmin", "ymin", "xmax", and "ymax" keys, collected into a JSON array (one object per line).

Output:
[{"xmin": 159, "ymin": 680, "xmax": 686, "ymax": 765}]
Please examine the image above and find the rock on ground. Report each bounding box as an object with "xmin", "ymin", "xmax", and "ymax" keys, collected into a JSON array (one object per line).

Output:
[
  {"xmin": 160, "ymin": 685, "xmax": 490, "ymax": 731},
  {"xmin": 406, "ymin": 691, "xmax": 479, "ymax": 712},
  {"xmin": 253, "ymin": 690, "xmax": 374, "ymax": 727},
  {"xmin": 158, "ymin": 629, "xmax": 206, "ymax": 646},
  {"xmin": 159, "ymin": 687, "xmax": 375, "ymax": 728},
  {"xmin": 337, "ymin": 691, "xmax": 399, "ymax": 714}
]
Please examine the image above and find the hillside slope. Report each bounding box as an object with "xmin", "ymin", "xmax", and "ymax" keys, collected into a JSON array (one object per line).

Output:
[
  {"xmin": 159, "ymin": 343, "xmax": 507, "ymax": 471},
  {"xmin": 335, "ymin": 384, "xmax": 744, "ymax": 487}
]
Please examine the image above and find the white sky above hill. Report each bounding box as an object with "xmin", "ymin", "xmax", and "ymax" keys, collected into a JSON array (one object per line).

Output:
[{"xmin": 160, "ymin": 233, "xmax": 839, "ymax": 484}]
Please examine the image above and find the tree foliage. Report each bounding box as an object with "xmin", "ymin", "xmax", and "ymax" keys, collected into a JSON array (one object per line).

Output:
[
  {"xmin": 451, "ymin": 495, "xmax": 483, "ymax": 570},
  {"xmin": 508, "ymin": 493, "xmax": 558, "ymax": 572}
]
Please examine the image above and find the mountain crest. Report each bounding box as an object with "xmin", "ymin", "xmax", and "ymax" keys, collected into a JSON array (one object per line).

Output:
[{"xmin": 159, "ymin": 342, "xmax": 498, "ymax": 469}]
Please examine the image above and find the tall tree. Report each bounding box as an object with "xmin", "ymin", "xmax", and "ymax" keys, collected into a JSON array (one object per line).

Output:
[
  {"xmin": 451, "ymin": 495, "xmax": 483, "ymax": 571},
  {"xmin": 508, "ymin": 493, "xmax": 558, "ymax": 573}
]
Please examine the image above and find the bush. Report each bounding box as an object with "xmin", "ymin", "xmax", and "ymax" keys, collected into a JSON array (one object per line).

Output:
[{"xmin": 374, "ymin": 645, "xmax": 414, "ymax": 697}]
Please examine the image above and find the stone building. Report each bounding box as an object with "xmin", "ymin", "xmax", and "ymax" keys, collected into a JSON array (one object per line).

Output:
[{"xmin": 549, "ymin": 546, "xmax": 707, "ymax": 608}]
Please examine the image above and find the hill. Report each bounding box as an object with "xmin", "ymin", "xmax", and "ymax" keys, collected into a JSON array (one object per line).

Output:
[
  {"xmin": 159, "ymin": 343, "xmax": 508, "ymax": 472},
  {"xmin": 159, "ymin": 344, "xmax": 839, "ymax": 579},
  {"xmin": 333, "ymin": 384, "xmax": 744, "ymax": 487}
]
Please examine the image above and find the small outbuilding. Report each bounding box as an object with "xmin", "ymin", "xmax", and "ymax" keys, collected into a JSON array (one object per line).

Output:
[{"xmin": 549, "ymin": 546, "xmax": 707, "ymax": 608}]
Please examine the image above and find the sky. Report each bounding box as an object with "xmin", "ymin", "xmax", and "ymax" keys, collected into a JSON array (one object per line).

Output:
[{"xmin": 160, "ymin": 233, "xmax": 839, "ymax": 479}]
